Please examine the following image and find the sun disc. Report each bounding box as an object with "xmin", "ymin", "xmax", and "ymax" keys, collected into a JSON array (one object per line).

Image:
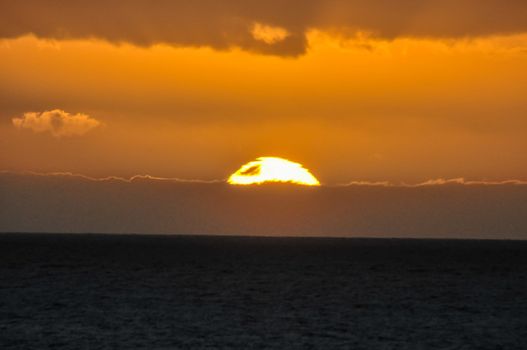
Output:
[{"xmin": 228, "ymin": 157, "xmax": 320, "ymax": 186}]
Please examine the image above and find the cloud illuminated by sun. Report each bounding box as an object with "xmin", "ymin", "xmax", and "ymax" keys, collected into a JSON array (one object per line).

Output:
[
  {"xmin": 228, "ymin": 157, "xmax": 320, "ymax": 186},
  {"xmin": 250, "ymin": 23, "xmax": 290, "ymax": 44}
]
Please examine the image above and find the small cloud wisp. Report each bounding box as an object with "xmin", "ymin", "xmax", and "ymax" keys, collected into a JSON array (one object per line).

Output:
[{"xmin": 12, "ymin": 109, "xmax": 101, "ymax": 138}]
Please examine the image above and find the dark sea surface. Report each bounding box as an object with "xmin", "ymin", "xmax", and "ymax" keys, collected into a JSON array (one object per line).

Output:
[{"xmin": 1, "ymin": 234, "xmax": 526, "ymax": 349}]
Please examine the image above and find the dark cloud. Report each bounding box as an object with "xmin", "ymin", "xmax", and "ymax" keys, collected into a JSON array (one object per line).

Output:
[
  {"xmin": 1, "ymin": 172, "xmax": 526, "ymax": 239},
  {"xmin": 240, "ymin": 165, "xmax": 261, "ymax": 176},
  {"xmin": 1, "ymin": 1, "xmax": 526, "ymax": 56}
]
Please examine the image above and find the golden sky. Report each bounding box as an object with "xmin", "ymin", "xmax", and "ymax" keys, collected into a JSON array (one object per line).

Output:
[{"xmin": 1, "ymin": 1, "xmax": 526, "ymax": 184}]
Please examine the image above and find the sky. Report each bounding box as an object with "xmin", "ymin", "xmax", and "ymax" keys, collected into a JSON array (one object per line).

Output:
[
  {"xmin": 1, "ymin": 1, "xmax": 527, "ymax": 239},
  {"xmin": 1, "ymin": 0, "xmax": 526, "ymax": 184}
]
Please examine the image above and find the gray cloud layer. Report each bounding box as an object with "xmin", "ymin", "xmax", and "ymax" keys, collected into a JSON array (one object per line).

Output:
[
  {"xmin": 1, "ymin": 1, "xmax": 527, "ymax": 55},
  {"xmin": 1, "ymin": 172, "xmax": 526, "ymax": 239}
]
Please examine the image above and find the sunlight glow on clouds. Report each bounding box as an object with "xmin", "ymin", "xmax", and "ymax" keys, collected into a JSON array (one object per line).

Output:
[
  {"xmin": 12, "ymin": 109, "xmax": 101, "ymax": 138},
  {"xmin": 251, "ymin": 23, "xmax": 290, "ymax": 44}
]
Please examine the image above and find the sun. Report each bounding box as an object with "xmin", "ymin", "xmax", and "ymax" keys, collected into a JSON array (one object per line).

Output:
[{"xmin": 228, "ymin": 157, "xmax": 320, "ymax": 186}]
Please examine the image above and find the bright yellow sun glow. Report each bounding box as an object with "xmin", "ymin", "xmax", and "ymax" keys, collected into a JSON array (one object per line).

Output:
[{"xmin": 228, "ymin": 157, "xmax": 320, "ymax": 186}]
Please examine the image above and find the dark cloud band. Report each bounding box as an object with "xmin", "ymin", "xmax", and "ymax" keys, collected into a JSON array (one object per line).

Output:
[
  {"xmin": 1, "ymin": 1, "xmax": 526, "ymax": 56},
  {"xmin": 2, "ymin": 171, "xmax": 527, "ymax": 239}
]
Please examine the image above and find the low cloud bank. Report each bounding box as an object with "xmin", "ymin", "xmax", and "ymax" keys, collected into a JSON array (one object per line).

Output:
[{"xmin": 1, "ymin": 172, "xmax": 526, "ymax": 239}]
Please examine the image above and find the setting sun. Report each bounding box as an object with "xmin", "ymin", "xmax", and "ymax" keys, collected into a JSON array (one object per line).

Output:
[{"xmin": 228, "ymin": 157, "xmax": 320, "ymax": 186}]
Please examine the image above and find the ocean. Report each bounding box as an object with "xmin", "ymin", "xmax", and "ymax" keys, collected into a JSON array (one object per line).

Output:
[{"xmin": 1, "ymin": 234, "xmax": 526, "ymax": 349}]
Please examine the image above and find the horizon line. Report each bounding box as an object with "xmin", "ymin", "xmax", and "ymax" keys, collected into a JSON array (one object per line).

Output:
[{"xmin": 1, "ymin": 231, "xmax": 526, "ymax": 242}]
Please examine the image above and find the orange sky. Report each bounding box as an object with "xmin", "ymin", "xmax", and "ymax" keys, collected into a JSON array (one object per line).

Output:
[{"xmin": 1, "ymin": 1, "xmax": 526, "ymax": 184}]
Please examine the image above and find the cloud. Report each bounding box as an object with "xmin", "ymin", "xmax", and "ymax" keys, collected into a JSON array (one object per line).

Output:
[
  {"xmin": 12, "ymin": 109, "xmax": 101, "ymax": 137},
  {"xmin": 410, "ymin": 178, "xmax": 527, "ymax": 186},
  {"xmin": 1, "ymin": 1, "xmax": 526, "ymax": 56},
  {"xmin": 0, "ymin": 171, "xmax": 222, "ymax": 184},
  {"xmin": 338, "ymin": 178, "xmax": 527, "ymax": 187},
  {"xmin": 251, "ymin": 23, "xmax": 290, "ymax": 44}
]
